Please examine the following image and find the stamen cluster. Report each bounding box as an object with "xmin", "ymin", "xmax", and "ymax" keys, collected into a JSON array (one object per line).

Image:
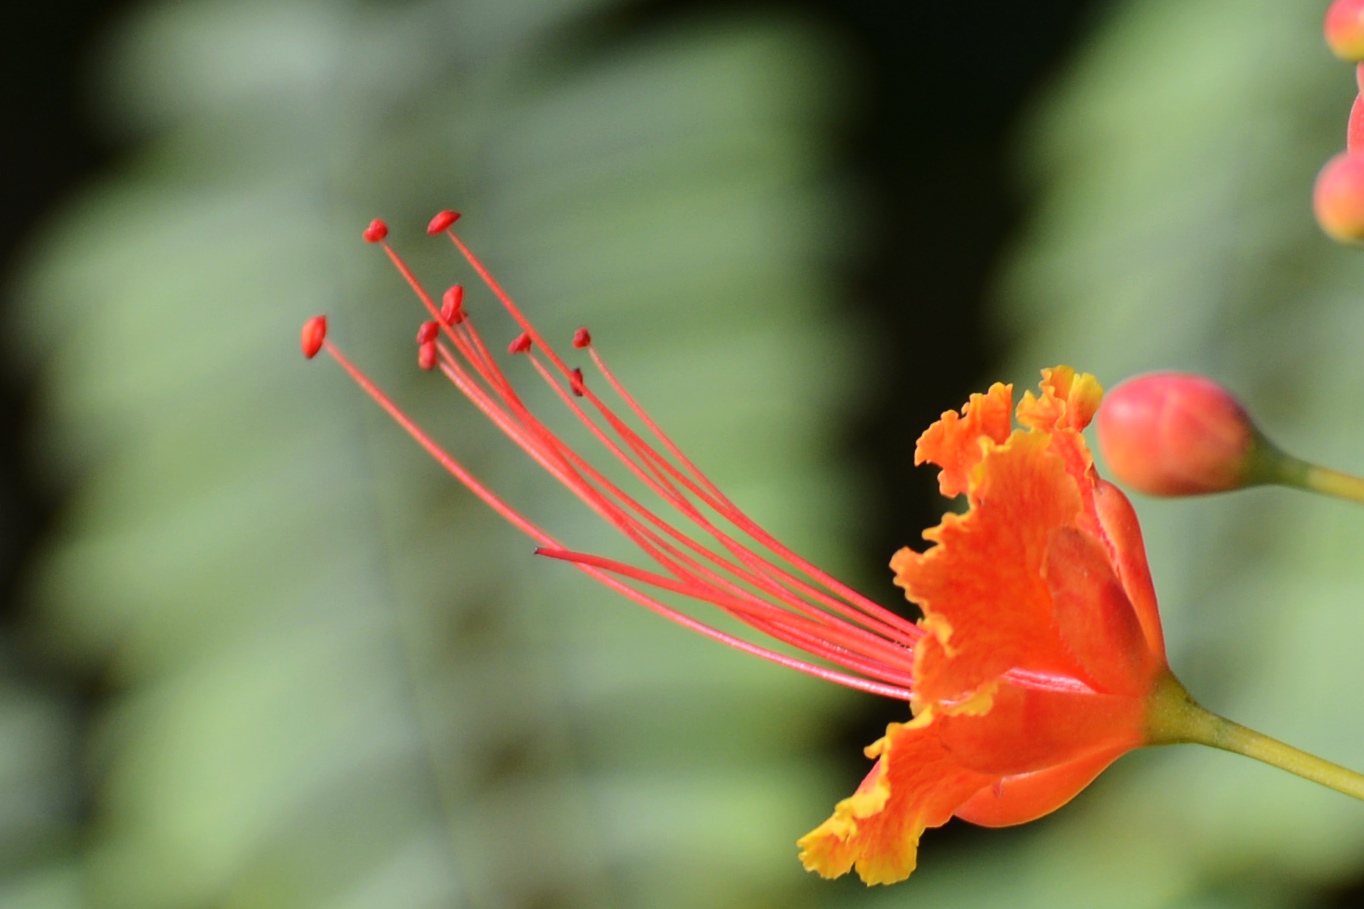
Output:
[{"xmin": 306, "ymin": 212, "xmax": 925, "ymax": 699}]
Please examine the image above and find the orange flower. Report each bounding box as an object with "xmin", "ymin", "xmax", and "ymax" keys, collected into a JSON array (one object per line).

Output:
[
  {"xmin": 305, "ymin": 214, "xmax": 1183, "ymax": 888},
  {"xmin": 797, "ymin": 367, "xmax": 1169, "ymax": 884}
]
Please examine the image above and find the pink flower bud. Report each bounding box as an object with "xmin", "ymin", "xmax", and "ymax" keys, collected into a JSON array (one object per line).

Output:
[
  {"xmin": 1314, "ymin": 152, "xmax": 1364, "ymax": 242},
  {"xmin": 1327, "ymin": 0, "xmax": 1364, "ymax": 60},
  {"xmin": 1097, "ymin": 373, "xmax": 1262, "ymax": 496}
]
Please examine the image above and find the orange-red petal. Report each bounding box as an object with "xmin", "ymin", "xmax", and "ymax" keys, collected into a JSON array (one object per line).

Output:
[
  {"xmin": 952, "ymin": 746, "xmax": 1128, "ymax": 828},
  {"xmin": 932, "ymin": 680, "xmax": 1145, "ymax": 776},
  {"xmin": 1091, "ymin": 479, "xmax": 1165, "ymax": 657},
  {"xmin": 1016, "ymin": 365, "xmax": 1103, "ymax": 434},
  {"xmin": 1018, "ymin": 367, "xmax": 1103, "ymax": 522},
  {"xmin": 1045, "ymin": 525, "xmax": 1157, "ymax": 696},
  {"xmin": 798, "ymin": 713, "xmax": 993, "ymax": 885},
  {"xmin": 915, "ymin": 382, "xmax": 1014, "ymax": 498},
  {"xmin": 895, "ymin": 430, "xmax": 1087, "ymax": 706}
]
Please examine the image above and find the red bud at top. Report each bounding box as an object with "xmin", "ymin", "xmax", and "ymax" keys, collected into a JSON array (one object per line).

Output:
[
  {"xmin": 1098, "ymin": 373, "xmax": 1261, "ymax": 496},
  {"xmin": 363, "ymin": 219, "xmax": 389, "ymax": 243},
  {"xmin": 572, "ymin": 327, "xmax": 591, "ymax": 348},
  {"xmin": 301, "ymin": 316, "xmax": 327, "ymax": 359},
  {"xmin": 1327, "ymin": 0, "xmax": 1364, "ymax": 60},
  {"xmin": 1314, "ymin": 152, "xmax": 1364, "ymax": 242}
]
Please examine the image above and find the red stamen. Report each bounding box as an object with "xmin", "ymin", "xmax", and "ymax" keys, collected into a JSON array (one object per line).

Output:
[
  {"xmin": 455, "ymin": 226, "xmax": 922, "ymax": 644},
  {"xmin": 317, "ymin": 214, "xmax": 931, "ymax": 701},
  {"xmin": 301, "ymin": 315, "xmax": 327, "ymax": 359},
  {"xmin": 427, "ymin": 210, "xmax": 461, "ymax": 234},
  {"xmin": 416, "ymin": 320, "xmax": 439, "ymax": 345},
  {"xmin": 363, "ymin": 219, "xmax": 389, "ymax": 243},
  {"xmin": 418, "ymin": 340, "xmax": 438, "ymax": 371},
  {"xmin": 441, "ymin": 285, "xmax": 466, "ymax": 325},
  {"xmin": 319, "ymin": 334, "xmax": 912, "ymax": 700},
  {"xmin": 532, "ymin": 547, "xmax": 917, "ymax": 687}
]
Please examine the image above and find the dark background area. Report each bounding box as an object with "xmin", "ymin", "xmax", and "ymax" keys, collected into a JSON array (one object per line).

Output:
[
  {"xmin": 0, "ymin": 0, "xmax": 1104, "ymax": 875},
  {"xmin": 0, "ymin": 1, "xmax": 136, "ymax": 619},
  {"xmin": 625, "ymin": 0, "xmax": 1106, "ymax": 567}
]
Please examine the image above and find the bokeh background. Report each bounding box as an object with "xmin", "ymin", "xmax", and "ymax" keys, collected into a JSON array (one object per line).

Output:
[{"xmin": 3, "ymin": 0, "xmax": 1364, "ymax": 906}]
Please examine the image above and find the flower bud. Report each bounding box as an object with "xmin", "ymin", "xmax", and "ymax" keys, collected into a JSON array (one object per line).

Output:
[
  {"xmin": 1097, "ymin": 373, "xmax": 1263, "ymax": 496},
  {"xmin": 1327, "ymin": 0, "xmax": 1364, "ymax": 61},
  {"xmin": 1314, "ymin": 152, "xmax": 1364, "ymax": 242},
  {"xmin": 1351, "ymin": 93, "xmax": 1364, "ymax": 153}
]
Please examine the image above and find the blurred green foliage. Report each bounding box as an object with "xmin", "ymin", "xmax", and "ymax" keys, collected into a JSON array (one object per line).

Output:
[{"xmin": 5, "ymin": 0, "xmax": 1364, "ymax": 907}]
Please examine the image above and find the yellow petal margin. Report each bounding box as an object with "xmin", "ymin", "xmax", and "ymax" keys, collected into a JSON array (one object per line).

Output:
[{"xmin": 798, "ymin": 711, "xmax": 993, "ymax": 885}]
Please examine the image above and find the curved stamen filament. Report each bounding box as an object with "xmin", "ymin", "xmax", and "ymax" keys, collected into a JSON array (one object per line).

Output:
[
  {"xmin": 521, "ymin": 352, "xmax": 921, "ymax": 647},
  {"xmin": 324, "ymin": 337, "xmax": 911, "ymax": 699},
  {"xmin": 436, "ymin": 334, "xmax": 917, "ymax": 673},
  {"xmin": 330, "ymin": 216, "xmax": 934, "ymax": 701},
  {"xmin": 434, "ymin": 227, "xmax": 922, "ymax": 642}
]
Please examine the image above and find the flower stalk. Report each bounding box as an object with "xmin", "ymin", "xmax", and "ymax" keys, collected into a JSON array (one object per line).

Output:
[
  {"xmin": 1270, "ymin": 454, "xmax": 1364, "ymax": 507},
  {"xmin": 1147, "ymin": 672, "xmax": 1364, "ymax": 802}
]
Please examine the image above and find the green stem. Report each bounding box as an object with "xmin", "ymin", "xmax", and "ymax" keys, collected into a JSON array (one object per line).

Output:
[
  {"xmin": 1254, "ymin": 442, "xmax": 1364, "ymax": 506},
  {"xmin": 1295, "ymin": 462, "xmax": 1364, "ymax": 506},
  {"xmin": 1147, "ymin": 672, "xmax": 1364, "ymax": 802}
]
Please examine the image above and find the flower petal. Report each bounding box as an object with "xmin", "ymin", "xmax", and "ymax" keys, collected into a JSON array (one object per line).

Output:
[
  {"xmin": 1045, "ymin": 524, "xmax": 1156, "ymax": 696},
  {"xmin": 1017, "ymin": 368, "xmax": 1104, "ymax": 527},
  {"xmin": 915, "ymin": 382, "xmax": 1014, "ymax": 498},
  {"xmin": 933, "ymin": 680, "xmax": 1145, "ymax": 776},
  {"xmin": 952, "ymin": 745, "xmax": 1128, "ymax": 828},
  {"xmin": 1091, "ymin": 480, "xmax": 1166, "ymax": 658},
  {"xmin": 1016, "ymin": 365, "xmax": 1103, "ymax": 434},
  {"xmin": 798, "ymin": 713, "xmax": 992, "ymax": 885},
  {"xmin": 895, "ymin": 430, "xmax": 1087, "ymax": 706}
]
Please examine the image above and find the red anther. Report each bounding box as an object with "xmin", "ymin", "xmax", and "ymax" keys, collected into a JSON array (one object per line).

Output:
[
  {"xmin": 508, "ymin": 332, "xmax": 532, "ymax": 354},
  {"xmin": 570, "ymin": 367, "xmax": 586, "ymax": 397},
  {"xmin": 441, "ymin": 285, "xmax": 466, "ymax": 325},
  {"xmin": 363, "ymin": 219, "xmax": 389, "ymax": 243},
  {"xmin": 301, "ymin": 315, "xmax": 327, "ymax": 359},
  {"xmin": 427, "ymin": 210, "xmax": 462, "ymax": 234},
  {"xmin": 416, "ymin": 320, "xmax": 439, "ymax": 345},
  {"xmin": 417, "ymin": 340, "xmax": 438, "ymax": 371},
  {"xmin": 572, "ymin": 327, "xmax": 592, "ymax": 348}
]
